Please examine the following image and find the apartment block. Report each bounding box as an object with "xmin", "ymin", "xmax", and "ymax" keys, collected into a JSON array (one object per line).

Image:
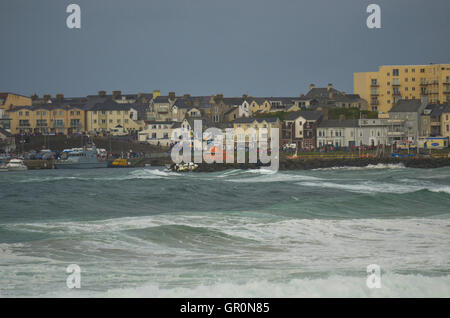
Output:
[{"xmin": 354, "ymin": 64, "xmax": 450, "ymax": 113}]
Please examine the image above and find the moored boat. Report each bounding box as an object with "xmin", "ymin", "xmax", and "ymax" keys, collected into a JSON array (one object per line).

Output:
[
  {"xmin": 55, "ymin": 145, "xmax": 108, "ymax": 169},
  {"xmin": 6, "ymin": 159, "xmax": 28, "ymax": 171}
]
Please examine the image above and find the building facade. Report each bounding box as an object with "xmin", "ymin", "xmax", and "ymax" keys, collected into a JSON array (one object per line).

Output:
[{"xmin": 354, "ymin": 63, "xmax": 450, "ymax": 113}]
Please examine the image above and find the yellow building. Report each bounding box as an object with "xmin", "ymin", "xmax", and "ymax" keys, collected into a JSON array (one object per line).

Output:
[
  {"xmin": 0, "ymin": 93, "xmax": 32, "ymax": 111},
  {"xmin": 86, "ymin": 103, "xmax": 145, "ymax": 134},
  {"xmin": 233, "ymin": 117, "xmax": 281, "ymax": 143},
  {"xmin": 248, "ymin": 98, "xmax": 271, "ymax": 114},
  {"xmin": 354, "ymin": 64, "xmax": 450, "ymax": 113},
  {"xmin": 7, "ymin": 105, "xmax": 86, "ymax": 135}
]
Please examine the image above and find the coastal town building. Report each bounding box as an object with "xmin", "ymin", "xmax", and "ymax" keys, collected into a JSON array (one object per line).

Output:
[
  {"xmin": 354, "ymin": 63, "xmax": 450, "ymax": 113},
  {"xmin": 388, "ymin": 99, "xmax": 427, "ymax": 145},
  {"xmin": 138, "ymin": 121, "xmax": 180, "ymax": 146},
  {"xmin": 281, "ymin": 111, "xmax": 323, "ymax": 150},
  {"xmin": 6, "ymin": 104, "xmax": 87, "ymax": 135},
  {"xmin": 86, "ymin": 101, "xmax": 145, "ymax": 134},
  {"xmin": 0, "ymin": 127, "xmax": 15, "ymax": 152},
  {"xmin": 0, "ymin": 93, "xmax": 32, "ymax": 111},
  {"xmin": 306, "ymin": 84, "xmax": 368, "ymax": 111},
  {"xmin": 232, "ymin": 117, "xmax": 281, "ymax": 143}
]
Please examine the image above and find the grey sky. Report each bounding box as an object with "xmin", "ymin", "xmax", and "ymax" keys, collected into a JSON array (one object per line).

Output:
[{"xmin": 1, "ymin": 0, "xmax": 449, "ymax": 97}]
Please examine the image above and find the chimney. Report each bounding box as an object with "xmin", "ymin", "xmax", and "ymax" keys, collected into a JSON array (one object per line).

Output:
[
  {"xmin": 56, "ymin": 94, "xmax": 64, "ymax": 102},
  {"xmin": 43, "ymin": 94, "xmax": 51, "ymax": 102},
  {"xmin": 31, "ymin": 93, "xmax": 38, "ymax": 101},
  {"xmin": 215, "ymin": 94, "xmax": 223, "ymax": 102},
  {"xmin": 184, "ymin": 94, "xmax": 191, "ymax": 98},
  {"xmin": 112, "ymin": 90, "xmax": 121, "ymax": 99},
  {"xmin": 168, "ymin": 92, "xmax": 176, "ymax": 100},
  {"xmin": 153, "ymin": 90, "xmax": 161, "ymax": 99},
  {"xmin": 242, "ymin": 94, "xmax": 248, "ymax": 100},
  {"xmin": 309, "ymin": 84, "xmax": 315, "ymax": 91},
  {"xmin": 327, "ymin": 83, "xmax": 333, "ymax": 91},
  {"xmin": 98, "ymin": 90, "xmax": 106, "ymax": 97},
  {"xmin": 300, "ymin": 94, "xmax": 305, "ymax": 97}
]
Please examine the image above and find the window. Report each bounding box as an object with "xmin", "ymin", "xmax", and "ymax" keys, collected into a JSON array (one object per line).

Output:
[
  {"xmin": 393, "ymin": 69, "xmax": 399, "ymax": 76},
  {"xmin": 117, "ymin": 119, "xmax": 121, "ymax": 123},
  {"xmin": 76, "ymin": 111, "xmax": 80, "ymax": 115},
  {"xmin": 125, "ymin": 119, "xmax": 128, "ymax": 123},
  {"xmin": 36, "ymin": 111, "xmax": 40, "ymax": 115},
  {"xmin": 405, "ymin": 78, "xmax": 408, "ymax": 82},
  {"xmin": 93, "ymin": 111, "xmax": 97, "ymax": 115},
  {"xmin": 420, "ymin": 68, "xmax": 425, "ymax": 73},
  {"xmin": 412, "ymin": 68, "xmax": 415, "ymax": 73},
  {"xmin": 26, "ymin": 112, "xmax": 29, "ymax": 116},
  {"xmin": 412, "ymin": 77, "xmax": 415, "ymax": 82},
  {"xmin": 53, "ymin": 111, "xmax": 57, "ymax": 116},
  {"xmin": 60, "ymin": 111, "xmax": 64, "ymax": 116},
  {"xmin": 405, "ymin": 69, "xmax": 408, "ymax": 73},
  {"xmin": 93, "ymin": 120, "xmax": 97, "ymax": 124},
  {"xmin": 371, "ymin": 79, "xmax": 378, "ymax": 85},
  {"xmin": 117, "ymin": 111, "xmax": 121, "ymax": 115},
  {"xmin": 102, "ymin": 120, "xmax": 106, "ymax": 124},
  {"xmin": 70, "ymin": 111, "xmax": 74, "ymax": 116}
]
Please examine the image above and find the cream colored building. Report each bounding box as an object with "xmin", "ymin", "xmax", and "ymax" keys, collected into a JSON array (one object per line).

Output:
[
  {"xmin": 86, "ymin": 103, "xmax": 144, "ymax": 134},
  {"xmin": 233, "ymin": 117, "xmax": 281, "ymax": 143},
  {"xmin": 354, "ymin": 64, "xmax": 450, "ymax": 113}
]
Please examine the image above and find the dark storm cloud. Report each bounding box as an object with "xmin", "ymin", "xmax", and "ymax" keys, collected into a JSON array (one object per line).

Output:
[{"xmin": 0, "ymin": 0, "xmax": 449, "ymax": 97}]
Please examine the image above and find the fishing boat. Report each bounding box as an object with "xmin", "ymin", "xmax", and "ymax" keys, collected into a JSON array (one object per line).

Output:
[
  {"xmin": 55, "ymin": 145, "xmax": 108, "ymax": 169},
  {"xmin": 6, "ymin": 159, "xmax": 28, "ymax": 171}
]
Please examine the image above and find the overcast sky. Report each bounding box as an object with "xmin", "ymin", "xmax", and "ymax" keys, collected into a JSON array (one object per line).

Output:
[{"xmin": 1, "ymin": 0, "xmax": 449, "ymax": 97}]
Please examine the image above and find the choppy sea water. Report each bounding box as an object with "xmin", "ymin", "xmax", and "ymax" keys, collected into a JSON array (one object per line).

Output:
[{"xmin": 0, "ymin": 164, "xmax": 449, "ymax": 297}]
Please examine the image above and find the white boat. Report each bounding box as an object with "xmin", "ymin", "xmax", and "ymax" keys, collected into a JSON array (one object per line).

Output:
[{"xmin": 6, "ymin": 159, "xmax": 28, "ymax": 171}]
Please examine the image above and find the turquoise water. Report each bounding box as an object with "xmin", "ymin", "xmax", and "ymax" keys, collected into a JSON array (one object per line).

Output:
[{"xmin": 0, "ymin": 164, "xmax": 449, "ymax": 297}]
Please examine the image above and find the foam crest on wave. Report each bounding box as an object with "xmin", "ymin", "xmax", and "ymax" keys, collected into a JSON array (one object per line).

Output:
[{"xmin": 48, "ymin": 273, "xmax": 450, "ymax": 298}]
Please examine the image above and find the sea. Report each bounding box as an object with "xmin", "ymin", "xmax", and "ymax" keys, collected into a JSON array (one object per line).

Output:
[{"xmin": 0, "ymin": 164, "xmax": 449, "ymax": 297}]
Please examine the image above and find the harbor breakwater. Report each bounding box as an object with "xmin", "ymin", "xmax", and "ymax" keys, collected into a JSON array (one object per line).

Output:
[
  {"xmin": 193, "ymin": 157, "xmax": 450, "ymax": 172},
  {"xmin": 16, "ymin": 156, "xmax": 450, "ymax": 171}
]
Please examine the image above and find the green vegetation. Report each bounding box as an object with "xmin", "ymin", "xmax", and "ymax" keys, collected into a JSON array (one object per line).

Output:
[{"xmin": 327, "ymin": 107, "xmax": 378, "ymax": 120}]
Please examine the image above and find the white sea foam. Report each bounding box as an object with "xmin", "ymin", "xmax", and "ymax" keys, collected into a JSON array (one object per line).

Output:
[
  {"xmin": 41, "ymin": 273, "xmax": 450, "ymax": 298},
  {"xmin": 296, "ymin": 180, "xmax": 450, "ymax": 195},
  {"xmin": 313, "ymin": 163, "xmax": 405, "ymax": 171},
  {"xmin": 3, "ymin": 215, "xmax": 450, "ymax": 297},
  {"xmin": 227, "ymin": 172, "xmax": 321, "ymax": 183}
]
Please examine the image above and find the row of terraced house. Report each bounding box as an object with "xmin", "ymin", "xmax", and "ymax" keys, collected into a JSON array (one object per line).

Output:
[{"xmin": 1, "ymin": 63, "xmax": 450, "ymax": 151}]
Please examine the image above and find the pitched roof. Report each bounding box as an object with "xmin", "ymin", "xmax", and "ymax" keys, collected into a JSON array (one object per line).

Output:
[
  {"xmin": 285, "ymin": 111, "xmax": 322, "ymax": 121},
  {"xmin": 90, "ymin": 101, "xmax": 136, "ymax": 111},
  {"xmin": 234, "ymin": 117, "xmax": 279, "ymax": 124},
  {"xmin": 318, "ymin": 119, "xmax": 359, "ymax": 128},
  {"xmin": 389, "ymin": 99, "xmax": 422, "ymax": 113},
  {"xmin": 306, "ymin": 87, "xmax": 343, "ymax": 99}
]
